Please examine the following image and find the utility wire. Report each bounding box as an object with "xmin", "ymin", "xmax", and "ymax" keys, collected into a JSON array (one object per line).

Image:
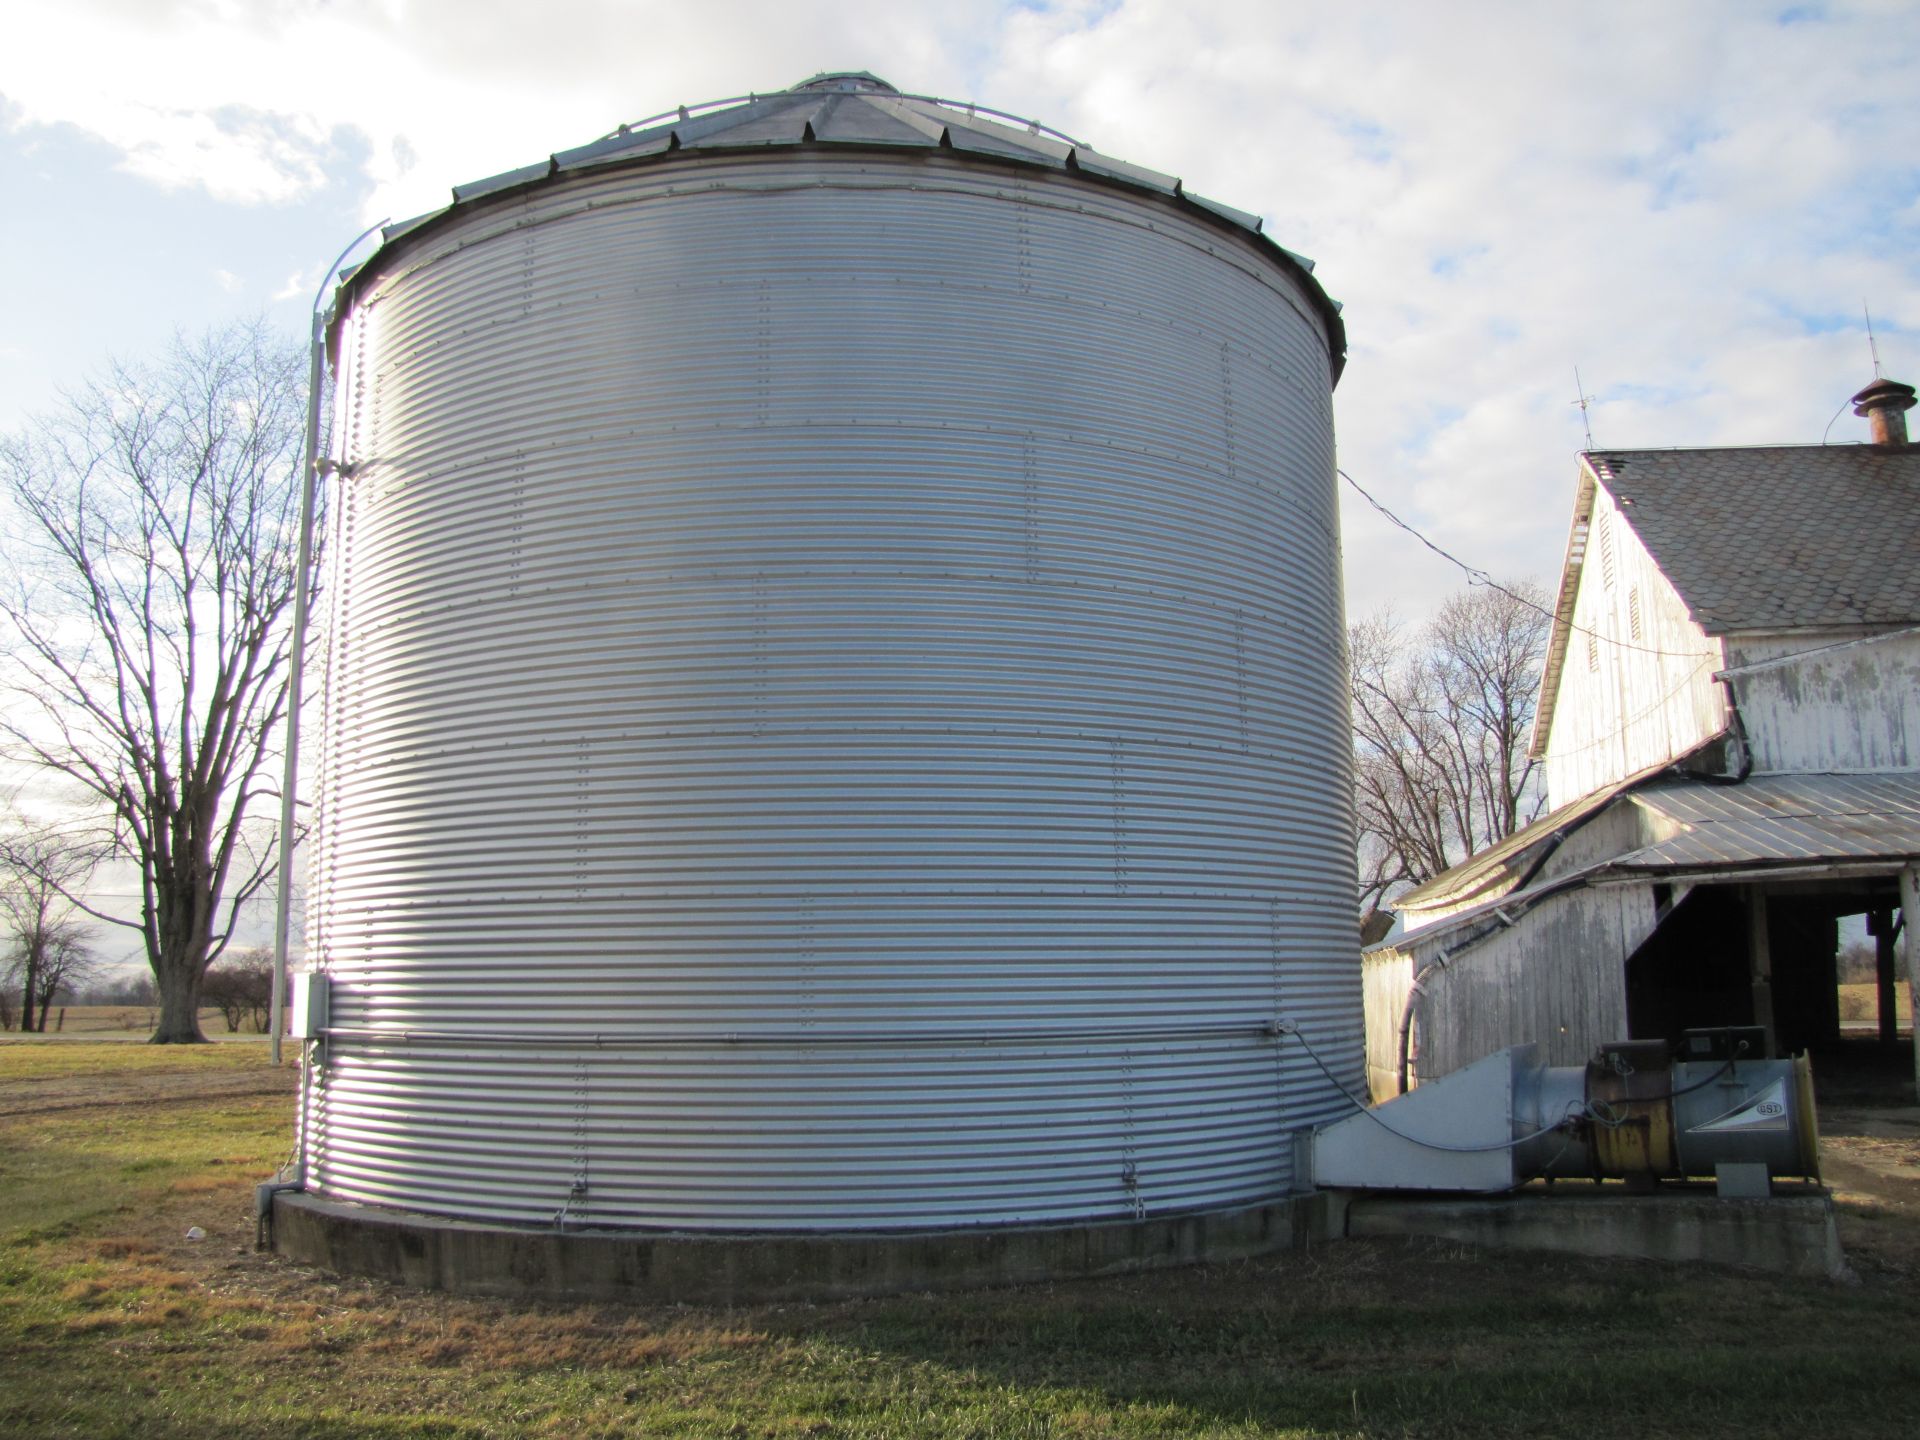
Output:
[
  {"xmin": 1819, "ymin": 395, "xmax": 1853, "ymax": 446},
  {"xmin": 1337, "ymin": 467, "xmax": 1714, "ymax": 661}
]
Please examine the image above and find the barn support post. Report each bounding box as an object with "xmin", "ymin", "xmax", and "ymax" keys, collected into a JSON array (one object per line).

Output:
[
  {"xmin": 1746, "ymin": 887, "xmax": 1777, "ymax": 1056},
  {"xmin": 1871, "ymin": 907, "xmax": 1899, "ymax": 1048},
  {"xmin": 1901, "ymin": 866, "xmax": 1920, "ymax": 1099}
]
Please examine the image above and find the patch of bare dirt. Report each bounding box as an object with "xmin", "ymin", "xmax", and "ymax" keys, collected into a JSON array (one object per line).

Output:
[
  {"xmin": 1820, "ymin": 1102, "xmax": 1920, "ymax": 1278},
  {"xmin": 0, "ymin": 1065, "xmax": 297, "ymax": 1119}
]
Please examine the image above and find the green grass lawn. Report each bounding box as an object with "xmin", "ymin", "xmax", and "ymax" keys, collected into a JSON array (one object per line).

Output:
[
  {"xmin": 2, "ymin": 1042, "xmax": 1917, "ymax": 1438},
  {"xmin": 0, "ymin": 1034, "xmax": 268, "ymax": 1078}
]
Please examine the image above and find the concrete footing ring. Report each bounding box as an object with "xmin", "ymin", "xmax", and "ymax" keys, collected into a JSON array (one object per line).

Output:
[{"xmin": 269, "ymin": 1192, "xmax": 1336, "ymax": 1303}]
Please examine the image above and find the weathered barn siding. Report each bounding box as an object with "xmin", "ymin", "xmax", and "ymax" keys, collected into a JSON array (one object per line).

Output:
[
  {"xmin": 1725, "ymin": 629, "xmax": 1920, "ymax": 775},
  {"xmin": 1366, "ymin": 882, "xmax": 1656, "ymax": 1093},
  {"xmin": 1541, "ymin": 481, "xmax": 1728, "ymax": 807},
  {"xmin": 1360, "ymin": 947, "xmax": 1414, "ymax": 1100}
]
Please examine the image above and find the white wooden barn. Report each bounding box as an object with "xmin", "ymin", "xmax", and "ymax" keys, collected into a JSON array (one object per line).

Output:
[{"xmin": 1363, "ymin": 379, "xmax": 1920, "ymax": 1099}]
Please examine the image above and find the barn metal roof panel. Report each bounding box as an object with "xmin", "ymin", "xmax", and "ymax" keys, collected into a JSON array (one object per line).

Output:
[
  {"xmin": 452, "ymin": 159, "xmax": 552, "ymax": 203},
  {"xmin": 1585, "ymin": 444, "xmax": 1920, "ymax": 634},
  {"xmin": 1071, "ymin": 148, "xmax": 1179, "ymax": 196},
  {"xmin": 1183, "ymin": 190, "xmax": 1264, "ymax": 232},
  {"xmin": 1618, "ymin": 772, "xmax": 1920, "ymax": 869},
  {"xmin": 678, "ymin": 94, "xmax": 819, "ymax": 149},
  {"xmin": 331, "ymin": 72, "xmax": 1347, "ymax": 381},
  {"xmin": 1391, "ymin": 778, "xmax": 1634, "ymax": 916},
  {"xmin": 1380, "ymin": 771, "xmax": 1920, "ymax": 960},
  {"xmin": 553, "ymin": 129, "xmax": 679, "ymax": 173},
  {"xmin": 381, "ymin": 209, "xmax": 445, "ymax": 244},
  {"xmin": 1392, "ymin": 744, "xmax": 1728, "ymax": 916},
  {"xmin": 817, "ymin": 93, "xmax": 948, "ymax": 147}
]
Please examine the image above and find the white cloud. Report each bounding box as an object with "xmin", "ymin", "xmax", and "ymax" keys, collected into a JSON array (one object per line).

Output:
[
  {"xmin": 986, "ymin": 0, "xmax": 1920, "ymax": 614},
  {"xmin": 273, "ymin": 266, "xmax": 320, "ymax": 304},
  {"xmin": 2, "ymin": 0, "xmax": 1916, "ymax": 622},
  {"xmin": 0, "ymin": 1, "xmax": 1007, "ymax": 220}
]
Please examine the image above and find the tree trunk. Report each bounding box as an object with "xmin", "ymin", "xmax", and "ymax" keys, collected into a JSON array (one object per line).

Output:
[
  {"xmin": 150, "ymin": 959, "xmax": 208, "ymax": 1044},
  {"xmin": 19, "ymin": 962, "xmax": 37, "ymax": 1035}
]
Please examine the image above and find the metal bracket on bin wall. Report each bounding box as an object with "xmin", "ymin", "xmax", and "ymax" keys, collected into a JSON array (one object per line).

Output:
[{"xmin": 288, "ymin": 969, "xmax": 330, "ymax": 1042}]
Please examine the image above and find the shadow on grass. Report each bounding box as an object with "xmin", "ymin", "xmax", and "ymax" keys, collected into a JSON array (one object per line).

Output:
[{"xmin": 764, "ymin": 1239, "xmax": 1920, "ymax": 1438}]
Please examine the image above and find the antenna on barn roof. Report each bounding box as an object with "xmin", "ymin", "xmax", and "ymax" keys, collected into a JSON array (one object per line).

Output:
[
  {"xmin": 1864, "ymin": 302, "xmax": 1882, "ymax": 380},
  {"xmin": 1572, "ymin": 366, "xmax": 1597, "ymax": 449}
]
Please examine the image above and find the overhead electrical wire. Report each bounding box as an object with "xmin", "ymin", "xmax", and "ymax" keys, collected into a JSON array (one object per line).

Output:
[{"xmin": 1337, "ymin": 467, "xmax": 1714, "ymax": 661}]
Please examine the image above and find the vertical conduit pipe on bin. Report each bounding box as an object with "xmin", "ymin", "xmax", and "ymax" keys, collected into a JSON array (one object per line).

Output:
[{"xmin": 269, "ymin": 221, "xmax": 387, "ymax": 1068}]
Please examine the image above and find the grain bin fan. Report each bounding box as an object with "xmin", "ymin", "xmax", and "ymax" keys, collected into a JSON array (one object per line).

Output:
[{"xmin": 1306, "ymin": 1030, "xmax": 1821, "ymax": 1195}]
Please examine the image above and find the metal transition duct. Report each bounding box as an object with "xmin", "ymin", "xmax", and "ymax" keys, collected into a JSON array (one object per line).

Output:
[
  {"xmin": 1308, "ymin": 1031, "xmax": 1821, "ymax": 1195},
  {"xmin": 293, "ymin": 73, "xmax": 1363, "ymax": 1232}
]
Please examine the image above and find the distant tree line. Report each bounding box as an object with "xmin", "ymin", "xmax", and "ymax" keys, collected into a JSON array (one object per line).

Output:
[
  {"xmin": 75, "ymin": 973, "xmax": 159, "ymax": 1007},
  {"xmin": 1838, "ymin": 939, "xmax": 1910, "ymax": 984},
  {"xmin": 2, "ymin": 947, "xmax": 275, "ymax": 1033}
]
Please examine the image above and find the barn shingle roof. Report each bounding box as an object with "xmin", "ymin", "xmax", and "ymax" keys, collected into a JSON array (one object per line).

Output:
[{"xmin": 1585, "ymin": 444, "xmax": 1920, "ymax": 633}]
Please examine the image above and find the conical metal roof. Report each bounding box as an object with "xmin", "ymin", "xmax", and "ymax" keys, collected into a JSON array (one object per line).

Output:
[{"xmin": 341, "ymin": 73, "xmax": 1344, "ymax": 378}]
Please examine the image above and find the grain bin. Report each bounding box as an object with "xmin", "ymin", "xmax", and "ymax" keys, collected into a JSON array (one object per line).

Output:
[{"xmin": 287, "ymin": 72, "xmax": 1362, "ymax": 1262}]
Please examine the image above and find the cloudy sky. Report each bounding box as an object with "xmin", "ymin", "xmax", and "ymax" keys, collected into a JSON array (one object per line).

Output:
[
  {"xmin": 3, "ymin": 0, "xmax": 1916, "ymax": 970},
  {"xmin": 5, "ymin": 0, "xmax": 1917, "ymax": 619}
]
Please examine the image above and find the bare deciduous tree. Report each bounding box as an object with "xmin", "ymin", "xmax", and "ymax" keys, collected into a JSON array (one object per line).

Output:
[
  {"xmin": 0, "ymin": 825, "xmax": 103, "ymax": 1033},
  {"xmin": 0, "ymin": 320, "xmax": 313, "ymax": 1042},
  {"xmin": 1350, "ymin": 581, "xmax": 1552, "ymax": 914}
]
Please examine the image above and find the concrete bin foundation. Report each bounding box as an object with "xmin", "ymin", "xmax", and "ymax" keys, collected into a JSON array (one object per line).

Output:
[
  {"xmin": 270, "ymin": 1192, "xmax": 1339, "ymax": 1304},
  {"xmin": 1342, "ymin": 1188, "xmax": 1850, "ymax": 1281}
]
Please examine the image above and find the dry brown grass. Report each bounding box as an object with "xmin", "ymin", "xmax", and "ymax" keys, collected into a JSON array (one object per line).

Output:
[{"xmin": 1837, "ymin": 983, "xmax": 1913, "ymax": 1024}]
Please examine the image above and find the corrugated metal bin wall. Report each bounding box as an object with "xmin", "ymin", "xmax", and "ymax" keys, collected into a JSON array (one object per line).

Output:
[{"xmin": 303, "ymin": 142, "xmax": 1363, "ymax": 1230}]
